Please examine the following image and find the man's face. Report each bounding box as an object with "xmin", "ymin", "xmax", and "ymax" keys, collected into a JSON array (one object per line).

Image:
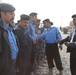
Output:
[
  {"xmin": 31, "ymin": 15, "xmax": 37, "ymax": 22},
  {"xmin": 20, "ymin": 20, "xmax": 29, "ymax": 28},
  {"xmin": 43, "ymin": 22, "xmax": 49, "ymax": 28},
  {"xmin": 2, "ymin": 12, "xmax": 15, "ymax": 24},
  {"xmin": 34, "ymin": 20, "xmax": 40, "ymax": 27},
  {"xmin": 73, "ymin": 17, "xmax": 76, "ymax": 26}
]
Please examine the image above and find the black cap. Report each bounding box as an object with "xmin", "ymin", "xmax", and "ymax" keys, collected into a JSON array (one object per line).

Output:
[
  {"xmin": 29, "ymin": 12, "xmax": 37, "ymax": 16},
  {"xmin": 0, "ymin": 3, "xmax": 15, "ymax": 12},
  {"xmin": 43, "ymin": 19, "xmax": 53, "ymax": 25},
  {"xmin": 20, "ymin": 14, "xmax": 29, "ymax": 20},
  {"xmin": 43, "ymin": 19, "xmax": 50, "ymax": 23},
  {"xmin": 72, "ymin": 14, "xmax": 76, "ymax": 18}
]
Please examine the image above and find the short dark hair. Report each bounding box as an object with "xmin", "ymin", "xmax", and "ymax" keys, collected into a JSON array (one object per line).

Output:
[
  {"xmin": 43, "ymin": 19, "xmax": 53, "ymax": 25},
  {"xmin": 20, "ymin": 14, "xmax": 29, "ymax": 21},
  {"xmin": 72, "ymin": 14, "xmax": 76, "ymax": 18},
  {"xmin": 29, "ymin": 12, "xmax": 37, "ymax": 16},
  {"xmin": 50, "ymin": 22, "xmax": 53, "ymax": 25},
  {"xmin": 43, "ymin": 19, "xmax": 51, "ymax": 23}
]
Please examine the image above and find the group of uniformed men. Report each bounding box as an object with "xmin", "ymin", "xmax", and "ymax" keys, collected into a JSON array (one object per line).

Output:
[{"xmin": 0, "ymin": 3, "xmax": 76, "ymax": 75}]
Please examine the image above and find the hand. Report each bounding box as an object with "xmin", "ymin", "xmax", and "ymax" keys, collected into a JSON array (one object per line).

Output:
[
  {"xmin": 33, "ymin": 38, "xmax": 39, "ymax": 44},
  {"xmin": 59, "ymin": 46, "xmax": 63, "ymax": 50},
  {"xmin": 33, "ymin": 40, "xmax": 37, "ymax": 44},
  {"xmin": 64, "ymin": 42, "xmax": 70, "ymax": 47},
  {"xmin": 57, "ymin": 39, "xmax": 61, "ymax": 44}
]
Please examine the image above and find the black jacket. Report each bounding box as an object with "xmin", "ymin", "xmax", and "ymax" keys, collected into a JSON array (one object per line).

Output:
[
  {"xmin": 14, "ymin": 25, "xmax": 32, "ymax": 68},
  {"xmin": 61, "ymin": 34, "xmax": 76, "ymax": 57},
  {"xmin": 0, "ymin": 19, "xmax": 19, "ymax": 75}
]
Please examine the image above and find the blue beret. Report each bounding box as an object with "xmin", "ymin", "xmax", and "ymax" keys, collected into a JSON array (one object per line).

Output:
[{"xmin": 0, "ymin": 3, "xmax": 15, "ymax": 12}]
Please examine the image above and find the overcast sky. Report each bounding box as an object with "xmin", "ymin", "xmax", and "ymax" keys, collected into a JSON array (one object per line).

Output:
[{"xmin": 2, "ymin": 0, "xmax": 76, "ymax": 27}]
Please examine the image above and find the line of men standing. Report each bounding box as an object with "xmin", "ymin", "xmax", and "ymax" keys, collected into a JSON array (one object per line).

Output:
[
  {"xmin": 0, "ymin": 3, "xmax": 45, "ymax": 75},
  {"xmin": 0, "ymin": 2, "xmax": 76, "ymax": 75}
]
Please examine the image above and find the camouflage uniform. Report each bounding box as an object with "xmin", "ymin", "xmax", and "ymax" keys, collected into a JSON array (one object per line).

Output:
[{"xmin": 32, "ymin": 27, "xmax": 46, "ymax": 75}]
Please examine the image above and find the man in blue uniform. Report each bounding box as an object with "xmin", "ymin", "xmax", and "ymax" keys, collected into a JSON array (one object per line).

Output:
[
  {"xmin": 38, "ymin": 19, "xmax": 63, "ymax": 75},
  {"xmin": 28, "ymin": 12, "xmax": 38, "ymax": 71},
  {"xmin": 28, "ymin": 12, "xmax": 38, "ymax": 44},
  {"xmin": 0, "ymin": 3, "xmax": 18, "ymax": 75}
]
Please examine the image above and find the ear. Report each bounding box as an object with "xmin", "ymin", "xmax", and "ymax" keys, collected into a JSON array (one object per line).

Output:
[{"xmin": 1, "ymin": 11, "xmax": 6, "ymax": 16}]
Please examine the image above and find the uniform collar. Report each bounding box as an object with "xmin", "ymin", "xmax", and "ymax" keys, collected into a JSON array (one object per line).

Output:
[
  {"xmin": 47, "ymin": 25, "xmax": 53, "ymax": 30},
  {"xmin": 1, "ymin": 19, "xmax": 13, "ymax": 31},
  {"xmin": 29, "ymin": 20, "xmax": 35, "ymax": 25}
]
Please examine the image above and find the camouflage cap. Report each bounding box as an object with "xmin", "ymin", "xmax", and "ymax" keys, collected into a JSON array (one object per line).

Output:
[{"xmin": 0, "ymin": 3, "xmax": 15, "ymax": 12}]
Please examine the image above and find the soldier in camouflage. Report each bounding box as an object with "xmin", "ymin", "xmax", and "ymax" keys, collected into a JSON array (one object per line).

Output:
[{"xmin": 32, "ymin": 19, "xmax": 46, "ymax": 75}]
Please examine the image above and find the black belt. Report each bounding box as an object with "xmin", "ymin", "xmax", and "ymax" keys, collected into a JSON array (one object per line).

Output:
[{"xmin": 46, "ymin": 43, "xmax": 57, "ymax": 45}]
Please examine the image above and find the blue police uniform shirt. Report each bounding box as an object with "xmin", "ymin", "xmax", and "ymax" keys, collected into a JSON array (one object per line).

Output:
[
  {"xmin": 28, "ymin": 20, "xmax": 37, "ymax": 41},
  {"xmin": 2, "ymin": 19, "xmax": 18, "ymax": 60},
  {"xmin": 24, "ymin": 28, "xmax": 28, "ymax": 35},
  {"xmin": 38, "ymin": 26, "xmax": 62, "ymax": 43}
]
